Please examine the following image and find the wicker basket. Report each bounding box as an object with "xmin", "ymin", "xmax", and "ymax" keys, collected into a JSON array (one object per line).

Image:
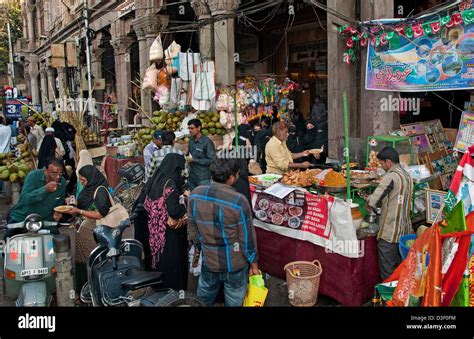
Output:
[{"xmin": 284, "ymin": 260, "xmax": 322, "ymax": 307}]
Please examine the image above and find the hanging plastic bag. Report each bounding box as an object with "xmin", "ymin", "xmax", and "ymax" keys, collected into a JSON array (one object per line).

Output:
[
  {"xmin": 142, "ymin": 64, "xmax": 160, "ymax": 91},
  {"xmin": 188, "ymin": 245, "xmax": 202, "ymax": 276},
  {"xmin": 158, "ymin": 86, "xmax": 170, "ymax": 106},
  {"xmin": 178, "ymin": 50, "xmax": 201, "ymax": 81},
  {"xmin": 164, "ymin": 41, "xmax": 181, "ymax": 74},
  {"xmin": 149, "ymin": 34, "xmax": 164, "ymax": 62},
  {"xmin": 243, "ymin": 271, "xmax": 268, "ymax": 307},
  {"xmin": 193, "ymin": 61, "xmax": 216, "ymax": 101},
  {"xmin": 170, "ymin": 77, "xmax": 184, "ymax": 104}
]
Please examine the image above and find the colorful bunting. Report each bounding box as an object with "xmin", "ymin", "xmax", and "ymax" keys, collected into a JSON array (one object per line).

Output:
[{"xmin": 337, "ymin": 2, "xmax": 472, "ymax": 64}]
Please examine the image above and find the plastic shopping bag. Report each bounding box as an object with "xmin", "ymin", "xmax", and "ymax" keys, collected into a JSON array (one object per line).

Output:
[
  {"xmin": 178, "ymin": 50, "xmax": 201, "ymax": 81},
  {"xmin": 149, "ymin": 34, "xmax": 164, "ymax": 62},
  {"xmin": 188, "ymin": 245, "xmax": 202, "ymax": 276},
  {"xmin": 243, "ymin": 272, "xmax": 268, "ymax": 307}
]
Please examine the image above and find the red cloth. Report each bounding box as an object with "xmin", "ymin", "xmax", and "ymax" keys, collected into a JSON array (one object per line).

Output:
[
  {"xmin": 256, "ymin": 228, "xmax": 380, "ymax": 306},
  {"xmin": 104, "ymin": 156, "xmax": 144, "ymax": 188}
]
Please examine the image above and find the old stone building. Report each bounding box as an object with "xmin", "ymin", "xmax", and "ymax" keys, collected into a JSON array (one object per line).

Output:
[{"xmin": 15, "ymin": 0, "xmax": 450, "ymax": 158}]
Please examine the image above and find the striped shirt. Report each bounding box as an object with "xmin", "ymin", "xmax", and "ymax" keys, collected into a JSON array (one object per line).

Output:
[
  {"xmin": 187, "ymin": 181, "xmax": 258, "ymax": 273},
  {"xmin": 368, "ymin": 164, "xmax": 413, "ymax": 243},
  {"xmin": 145, "ymin": 145, "xmax": 184, "ymax": 181}
]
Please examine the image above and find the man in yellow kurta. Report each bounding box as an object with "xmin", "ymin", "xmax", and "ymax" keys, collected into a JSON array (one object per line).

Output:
[{"xmin": 265, "ymin": 122, "xmax": 312, "ymax": 174}]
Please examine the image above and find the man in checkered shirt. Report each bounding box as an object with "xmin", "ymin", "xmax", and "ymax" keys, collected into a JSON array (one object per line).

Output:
[{"xmin": 145, "ymin": 131, "xmax": 184, "ymax": 181}]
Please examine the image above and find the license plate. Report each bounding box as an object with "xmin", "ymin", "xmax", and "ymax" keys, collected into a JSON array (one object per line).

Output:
[{"xmin": 20, "ymin": 268, "xmax": 48, "ymax": 277}]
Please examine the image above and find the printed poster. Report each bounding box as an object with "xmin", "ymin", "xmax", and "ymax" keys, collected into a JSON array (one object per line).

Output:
[
  {"xmin": 366, "ymin": 10, "xmax": 474, "ymax": 92},
  {"xmin": 455, "ymin": 111, "xmax": 474, "ymax": 152}
]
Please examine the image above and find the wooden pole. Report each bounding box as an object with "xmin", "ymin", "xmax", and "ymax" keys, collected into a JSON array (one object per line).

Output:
[
  {"xmin": 234, "ymin": 90, "xmax": 238, "ymax": 149},
  {"xmin": 343, "ymin": 92, "xmax": 351, "ymax": 201}
]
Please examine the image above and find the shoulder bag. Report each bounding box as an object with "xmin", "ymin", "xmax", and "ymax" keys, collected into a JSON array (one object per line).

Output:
[
  {"xmin": 93, "ymin": 186, "xmax": 129, "ymax": 228},
  {"xmin": 163, "ymin": 179, "xmax": 188, "ymax": 229}
]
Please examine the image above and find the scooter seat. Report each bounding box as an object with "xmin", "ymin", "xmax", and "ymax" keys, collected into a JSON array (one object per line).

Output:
[{"xmin": 121, "ymin": 268, "xmax": 164, "ymax": 290}]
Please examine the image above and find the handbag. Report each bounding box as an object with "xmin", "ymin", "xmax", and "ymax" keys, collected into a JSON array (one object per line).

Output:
[
  {"xmin": 94, "ymin": 186, "xmax": 129, "ymax": 228},
  {"xmin": 163, "ymin": 179, "xmax": 188, "ymax": 229}
]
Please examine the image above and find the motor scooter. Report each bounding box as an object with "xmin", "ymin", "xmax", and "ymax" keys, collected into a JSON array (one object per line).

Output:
[
  {"xmin": 80, "ymin": 215, "xmax": 204, "ymax": 307},
  {"xmin": 2, "ymin": 214, "xmax": 59, "ymax": 306}
]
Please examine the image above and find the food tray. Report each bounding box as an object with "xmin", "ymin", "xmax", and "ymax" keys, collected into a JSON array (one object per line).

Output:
[
  {"xmin": 249, "ymin": 174, "xmax": 282, "ymax": 187},
  {"xmin": 54, "ymin": 205, "xmax": 73, "ymax": 213},
  {"xmin": 315, "ymin": 184, "xmax": 347, "ymax": 193}
]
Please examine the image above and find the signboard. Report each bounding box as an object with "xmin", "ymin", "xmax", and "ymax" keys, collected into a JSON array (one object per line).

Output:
[
  {"xmin": 290, "ymin": 40, "xmax": 327, "ymax": 63},
  {"xmin": 66, "ymin": 41, "xmax": 77, "ymax": 67},
  {"xmin": 236, "ymin": 34, "xmax": 259, "ymax": 62},
  {"xmin": 51, "ymin": 44, "xmax": 65, "ymax": 58},
  {"xmin": 454, "ymin": 111, "xmax": 474, "ymax": 152},
  {"xmin": 366, "ymin": 12, "xmax": 474, "ymax": 91},
  {"xmin": 5, "ymin": 99, "xmax": 25, "ymax": 119}
]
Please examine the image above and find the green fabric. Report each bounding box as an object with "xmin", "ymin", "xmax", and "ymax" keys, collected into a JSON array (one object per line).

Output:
[
  {"xmin": 443, "ymin": 200, "xmax": 467, "ymax": 235},
  {"xmin": 450, "ymin": 276, "xmax": 470, "ymax": 307},
  {"xmin": 9, "ymin": 169, "xmax": 66, "ymax": 222},
  {"xmin": 375, "ymin": 281, "xmax": 397, "ymax": 301}
]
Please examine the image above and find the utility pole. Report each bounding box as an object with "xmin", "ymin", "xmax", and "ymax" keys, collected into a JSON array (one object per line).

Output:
[
  {"xmin": 7, "ymin": 19, "xmax": 15, "ymax": 88},
  {"xmin": 83, "ymin": 0, "xmax": 95, "ymax": 117}
]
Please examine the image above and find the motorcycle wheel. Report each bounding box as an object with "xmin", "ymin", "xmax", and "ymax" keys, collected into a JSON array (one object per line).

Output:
[{"xmin": 113, "ymin": 182, "xmax": 143, "ymax": 214}]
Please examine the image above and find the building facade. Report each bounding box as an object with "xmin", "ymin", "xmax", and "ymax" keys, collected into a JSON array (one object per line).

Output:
[{"xmin": 16, "ymin": 0, "xmax": 446, "ymax": 159}]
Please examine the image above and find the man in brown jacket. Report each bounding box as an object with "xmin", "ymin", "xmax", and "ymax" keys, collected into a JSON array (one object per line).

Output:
[{"xmin": 367, "ymin": 147, "xmax": 413, "ymax": 280}]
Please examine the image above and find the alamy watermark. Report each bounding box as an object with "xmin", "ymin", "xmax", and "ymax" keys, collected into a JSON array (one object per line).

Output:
[
  {"xmin": 380, "ymin": 94, "xmax": 421, "ymax": 116},
  {"xmin": 324, "ymin": 238, "xmax": 365, "ymax": 257},
  {"xmin": 217, "ymin": 145, "xmax": 258, "ymax": 161}
]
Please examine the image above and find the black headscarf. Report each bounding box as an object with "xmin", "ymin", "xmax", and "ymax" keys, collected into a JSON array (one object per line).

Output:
[
  {"xmin": 38, "ymin": 135, "xmax": 57, "ymax": 169},
  {"xmin": 144, "ymin": 153, "xmax": 186, "ymax": 200},
  {"xmin": 77, "ymin": 165, "xmax": 109, "ymax": 209},
  {"xmin": 306, "ymin": 119, "xmax": 320, "ymax": 137}
]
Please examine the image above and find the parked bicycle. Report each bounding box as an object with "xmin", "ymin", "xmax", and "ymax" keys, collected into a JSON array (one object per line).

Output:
[{"xmin": 112, "ymin": 163, "xmax": 144, "ymax": 214}]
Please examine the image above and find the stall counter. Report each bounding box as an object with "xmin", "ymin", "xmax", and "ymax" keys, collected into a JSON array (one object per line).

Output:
[{"xmin": 256, "ymin": 227, "xmax": 380, "ymax": 306}]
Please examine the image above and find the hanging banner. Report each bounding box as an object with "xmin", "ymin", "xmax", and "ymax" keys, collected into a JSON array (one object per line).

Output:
[{"xmin": 365, "ymin": 10, "xmax": 474, "ymax": 92}]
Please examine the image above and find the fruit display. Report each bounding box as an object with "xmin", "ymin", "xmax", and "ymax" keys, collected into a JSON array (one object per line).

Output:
[
  {"xmin": 82, "ymin": 127, "xmax": 101, "ymax": 144},
  {"xmin": 0, "ymin": 149, "xmax": 35, "ymax": 184},
  {"xmin": 367, "ymin": 150, "xmax": 382, "ymax": 170},
  {"xmin": 281, "ymin": 169, "xmax": 322, "ymax": 187},
  {"xmin": 195, "ymin": 111, "xmax": 227, "ymax": 137},
  {"xmin": 134, "ymin": 110, "xmax": 226, "ymax": 151}
]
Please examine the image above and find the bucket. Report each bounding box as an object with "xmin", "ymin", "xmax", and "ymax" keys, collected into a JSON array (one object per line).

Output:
[{"xmin": 284, "ymin": 260, "xmax": 322, "ymax": 307}]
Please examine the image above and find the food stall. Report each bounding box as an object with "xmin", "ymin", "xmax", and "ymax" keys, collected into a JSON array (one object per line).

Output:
[{"xmin": 249, "ymin": 167, "xmax": 381, "ymax": 305}]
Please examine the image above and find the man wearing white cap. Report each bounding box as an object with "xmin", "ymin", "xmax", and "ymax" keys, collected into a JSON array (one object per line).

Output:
[{"xmin": 37, "ymin": 127, "xmax": 66, "ymax": 158}]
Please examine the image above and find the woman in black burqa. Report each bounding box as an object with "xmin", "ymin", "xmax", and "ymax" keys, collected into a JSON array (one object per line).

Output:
[
  {"xmin": 142, "ymin": 153, "xmax": 188, "ymax": 291},
  {"xmin": 37, "ymin": 135, "xmax": 58, "ymax": 169}
]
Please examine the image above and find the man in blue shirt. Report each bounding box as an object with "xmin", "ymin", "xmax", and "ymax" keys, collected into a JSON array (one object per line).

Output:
[
  {"xmin": 187, "ymin": 119, "xmax": 215, "ymax": 190},
  {"xmin": 143, "ymin": 130, "xmax": 163, "ymax": 178},
  {"xmin": 188, "ymin": 158, "xmax": 259, "ymax": 306}
]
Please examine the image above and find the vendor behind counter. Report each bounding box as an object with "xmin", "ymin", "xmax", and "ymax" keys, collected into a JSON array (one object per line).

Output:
[{"xmin": 265, "ymin": 121, "xmax": 312, "ymax": 174}]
